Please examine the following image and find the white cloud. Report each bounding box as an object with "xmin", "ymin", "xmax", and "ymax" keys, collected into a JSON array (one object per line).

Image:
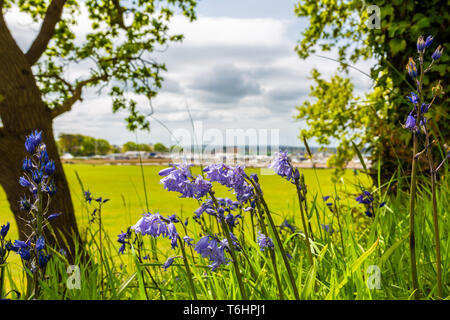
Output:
[{"xmin": 2, "ymin": 2, "xmax": 375, "ymax": 148}]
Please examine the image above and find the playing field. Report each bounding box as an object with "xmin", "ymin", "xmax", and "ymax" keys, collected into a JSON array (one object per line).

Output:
[{"xmin": 0, "ymin": 164, "xmax": 371, "ymax": 239}]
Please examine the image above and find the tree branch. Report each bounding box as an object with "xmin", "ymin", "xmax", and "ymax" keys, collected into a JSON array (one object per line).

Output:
[
  {"xmin": 25, "ymin": 0, "xmax": 67, "ymax": 66},
  {"xmin": 51, "ymin": 74, "xmax": 108, "ymax": 119}
]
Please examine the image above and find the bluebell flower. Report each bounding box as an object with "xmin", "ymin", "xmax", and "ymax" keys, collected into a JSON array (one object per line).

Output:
[
  {"xmin": 38, "ymin": 252, "xmax": 51, "ymax": 268},
  {"xmin": 24, "ymin": 130, "xmax": 42, "ymax": 154},
  {"xmin": 203, "ymin": 164, "xmax": 253, "ymax": 203},
  {"xmin": 406, "ymin": 92, "xmax": 419, "ymax": 105},
  {"xmin": 44, "ymin": 183, "xmax": 57, "ymax": 197},
  {"xmin": 425, "ymin": 35, "xmax": 433, "ymax": 48},
  {"xmin": 194, "ymin": 235, "xmax": 211, "ymax": 256},
  {"xmin": 47, "ymin": 213, "xmax": 61, "ymax": 221},
  {"xmin": 132, "ymin": 213, "xmax": 169, "ymax": 238},
  {"xmin": 355, "ymin": 191, "xmax": 374, "ymax": 204},
  {"xmin": 162, "ymin": 257, "xmax": 175, "ymax": 271},
  {"xmin": 1, "ymin": 221, "xmax": 10, "ymax": 238},
  {"xmin": 257, "ymin": 231, "xmax": 274, "ymax": 252},
  {"xmin": 168, "ymin": 222, "xmax": 179, "ymax": 249},
  {"xmin": 421, "ymin": 103, "xmax": 429, "ymax": 113},
  {"xmin": 406, "ymin": 58, "xmax": 418, "ymax": 78},
  {"xmin": 183, "ymin": 236, "xmax": 194, "ymax": 247},
  {"xmin": 405, "ymin": 113, "xmax": 417, "ymax": 131},
  {"xmin": 19, "ymin": 249, "xmax": 31, "ymax": 261},
  {"xmin": 321, "ymin": 224, "xmax": 335, "ymax": 234},
  {"xmin": 431, "ymin": 45, "xmax": 444, "ymax": 60},
  {"xmin": 39, "ymin": 149, "xmax": 49, "ymax": 165},
  {"xmin": 22, "ymin": 158, "xmax": 33, "ymax": 172},
  {"xmin": 417, "ymin": 36, "xmax": 426, "ymax": 52},
  {"xmin": 19, "ymin": 176, "xmax": 32, "ymax": 188},
  {"xmin": 166, "ymin": 214, "xmax": 179, "ymax": 223},
  {"xmin": 44, "ymin": 160, "xmax": 55, "ymax": 176},
  {"xmin": 84, "ymin": 190, "xmax": 93, "ymax": 203},
  {"xmin": 36, "ymin": 236, "xmax": 45, "ymax": 251},
  {"xmin": 280, "ymin": 220, "xmax": 296, "ymax": 233},
  {"xmin": 32, "ymin": 170, "xmax": 43, "ymax": 184},
  {"xmin": 160, "ymin": 161, "xmax": 211, "ymax": 200},
  {"xmin": 269, "ymin": 151, "xmax": 294, "ymax": 181}
]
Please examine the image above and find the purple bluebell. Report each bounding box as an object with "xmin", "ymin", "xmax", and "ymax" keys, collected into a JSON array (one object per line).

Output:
[
  {"xmin": 183, "ymin": 235, "xmax": 194, "ymax": 247},
  {"xmin": 47, "ymin": 213, "xmax": 61, "ymax": 221},
  {"xmin": 168, "ymin": 222, "xmax": 179, "ymax": 249},
  {"xmin": 38, "ymin": 252, "xmax": 51, "ymax": 268},
  {"xmin": 321, "ymin": 224, "xmax": 335, "ymax": 234},
  {"xmin": 1, "ymin": 221, "xmax": 10, "ymax": 238},
  {"xmin": 19, "ymin": 196, "xmax": 31, "ymax": 211},
  {"xmin": 36, "ymin": 236, "xmax": 45, "ymax": 251},
  {"xmin": 32, "ymin": 170, "xmax": 43, "ymax": 184},
  {"xmin": 44, "ymin": 160, "xmax": 55, "ymax": 176},
  {"xmin": 406, "ymin": 92, "xmax": 419, "ymax": 105},
  {"xmin": 269, "ymin": 151, "xmax": 294, "ymax": 181},
  {"xmin": 406, "ymin": 58, "xmax": 418, "ymax": 78},
  {"xmin": 405, "ymin": 113, "xmax": 417, "ymax": 131},
  {"xmin": 425, "ymin": 35, "xmax": 433, "ymax": 48},
  {"xmin": 431, "ymin": 45, "xmax": 444, "ymax": 60},
  {"xmin": 421, "ymin": 103, "xmax": 429, "ymax": 113},
  {"xmin": 257, "ymin": 231, "xmax": 274, "ymax": 252},
  {"xmin": 160, "ymin": 161, "xmax": 211, "ymax": 200},
  {"xmin": 45, "ymin": 183, "xmax": 57, "ymax": 197},
  {"xmin": 132, "ymin": 213, "xmax": 169, "ymax": 238},
  {"xmin": 24, "ymin": 130, "xmax": 42, "ymax": 154},
  {"xmin": 280, "ymin": 220, "xmax": 296, "ymax": 233},
  {"xmin": 417, "ymin": 36, "xmax": 426, "ymax": 52},
  {"xmin": 19, "ymin": 176, "xmax": 32, "ymax": 188},
  {"xmin": 162, "ymin": 256, "xmax": 175, "ymax": 271},
  {"xmin": 22, "ymin": 158, "xmax": 33, "ymax": 172},
  {"xmin": 19, "ymin": 249, "xmax": 31, "ymax": 261}
]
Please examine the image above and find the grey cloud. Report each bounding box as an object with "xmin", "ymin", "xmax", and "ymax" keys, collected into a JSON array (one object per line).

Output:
[{"xmin": 189, "ymin": 64, "xmax": 261, "ymax": 104}]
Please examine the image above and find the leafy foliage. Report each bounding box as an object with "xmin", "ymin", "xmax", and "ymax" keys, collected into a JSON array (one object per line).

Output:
[
  {"xmin": 294, "ymin": 0, "xmax": 449, "ymax": 182},
  {"xmin": 5, "ymin": 0, "xmax": 197, "ymax": 130}
]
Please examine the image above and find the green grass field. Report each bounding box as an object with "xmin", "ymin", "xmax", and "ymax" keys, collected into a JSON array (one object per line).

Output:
[{"xmin": 0, "ymin": 164, "xmax": 371, "ymax": 240}]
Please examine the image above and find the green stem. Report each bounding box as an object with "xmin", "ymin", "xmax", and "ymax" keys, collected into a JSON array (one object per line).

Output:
[
  {"xmin": 209, "ymin": 192, "xmax": 248, "ymax": 300},
  {"xmin": 178, "ymin": 237, "xmax": 198, "ymax": 300},
  {"xmin": 294, "ymin": 181, "xmax": 314, "ymax": 265},
  {"xmin": 425, "ymin": 134, "xmax": 442, "ymax": 298},
  {"xmin": 247, "ymin": 179, "xmax": 300, "ymax": 300},
  {"xmin": 408, "ymin": 54, "xmax": 424, "ymax": 300},
  {"xmin": 254, "ymin": 201, "xmax": 284, "ymax": 300}
]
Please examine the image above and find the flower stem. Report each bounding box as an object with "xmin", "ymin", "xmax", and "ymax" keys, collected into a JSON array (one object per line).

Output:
[
  {"xmin": 294, "ymin": 180, "xmax": 314, "ymax": 265},
  {"xmin": 425, "ymin": 134, "xmax": 442, "ymax": 298},
  {"xmin": 247, "ymin": 178, "xmax": 300, "ymax": 300},
  {"xmin": 209, "ymin": 192, "xmax": 248, "ymax": 300},
  {"xmin": 178, "ymin": 237, "xmax": 198, "ymax": 300}
]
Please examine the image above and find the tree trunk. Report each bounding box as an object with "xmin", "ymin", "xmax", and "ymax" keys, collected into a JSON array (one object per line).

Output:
[{"xmin": 0, "ymin": 13, "xmax": 81, "ymax": 262}]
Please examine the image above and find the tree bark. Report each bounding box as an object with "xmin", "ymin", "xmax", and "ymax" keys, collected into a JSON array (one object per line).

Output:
[{"xmin": 0, "ymin": 12, "xmax": 81, "ymax": 262}]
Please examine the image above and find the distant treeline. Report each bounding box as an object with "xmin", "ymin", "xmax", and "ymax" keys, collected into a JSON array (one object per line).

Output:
[{"xmin": 57, "ymin": 134, "xmax": 169, "ymax": 156}]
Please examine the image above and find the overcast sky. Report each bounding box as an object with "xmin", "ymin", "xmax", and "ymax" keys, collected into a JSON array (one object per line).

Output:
[{"xmin": 4, "ymin": 0, "xmax": 374, "ymax": 148}]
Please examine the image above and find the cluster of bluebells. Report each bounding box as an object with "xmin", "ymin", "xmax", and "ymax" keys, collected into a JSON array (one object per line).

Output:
[
  {"xmin": 7, "ymin": 236, "xmax": 52, "ymax": 271},
  {"xmin": 257, "ymin": 231, "xmax": 274, "ymax": 252},
  {"xmin": 355, "ymin": 191, "xmax": 385, "ymax": 218},
  {"xmin": 159, "ymin": 160, "xmax": 212, "ymax": 200},
  {"xmin": 1, "ymin": 221, "xmax": 11, "ymax": 268},
  {"xmin": 131, "ymin": 212, "xmax": 180, "ymax": 251},
  {"xmin": 194, "ymin": 197, "xmax": 245, "ymax": 229},
  {"xmin": 19, "ymin": 131, "xmax": 58, "ymax": 212},
  {"xmin": 194, "ymin": 235, "xmax": 235, "ymax": 271},
  {"xmin": 203, "ymin": 164, "xmax": 254, "ymax": 203},
  {"xmin": 404, "ymin": 35, "xmax": 444, "ymax": 133},
  {"xmin": 269, "ymin": 151, "xmax": 299, "ymax": 183},
  {"xmin": 11, "ymin": 131, "xmax": 60, "ymax": 272}
]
